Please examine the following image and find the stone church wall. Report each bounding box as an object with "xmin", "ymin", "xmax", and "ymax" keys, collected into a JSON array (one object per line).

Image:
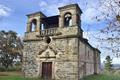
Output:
[
  {"xmin": 23, "ymin": 37, "xmax": 80, "ymax": 80},
  {"xmin": 78, "ymin": 40, "xmax": 99, "ymax": 79}
]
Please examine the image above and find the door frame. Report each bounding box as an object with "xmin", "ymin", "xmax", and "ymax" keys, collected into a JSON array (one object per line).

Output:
[{"xmin": 38, "ymin": 60, "xmax": 55, "ymax": 79}]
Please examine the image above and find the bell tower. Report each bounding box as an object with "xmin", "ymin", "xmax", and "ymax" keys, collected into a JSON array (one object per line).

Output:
[
  {"xmin": 26, "ymin": 12, "xmax": 46, "ymax": 32},
  {"xmin": 58, "ymin": 4, "xmax": 83, "ymax": 37},
  {"xmin": 59, "ymin": 4, "xmax": 82, "ymax": 27}
]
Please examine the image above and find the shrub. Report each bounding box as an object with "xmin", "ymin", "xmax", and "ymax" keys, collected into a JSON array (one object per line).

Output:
[
  {"xmin": 114, "ymin": 70, "xmax": 120, "ymax": 76},
  {"xmin": 7, "ymin": 66, "xmax": 21, "ymax": 72},
  {"xmin": 0, "ymin": 66, "xmax": 21, "ymax": 72},
  {"xmin": 0, "ymin": 66, "xmax": 6, "ymax": 72}
]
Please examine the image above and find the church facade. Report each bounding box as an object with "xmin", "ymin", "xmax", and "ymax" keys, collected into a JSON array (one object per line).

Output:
[{"xmin": 22, "ymin": 4, "xmax": 101, "ymax": 80}]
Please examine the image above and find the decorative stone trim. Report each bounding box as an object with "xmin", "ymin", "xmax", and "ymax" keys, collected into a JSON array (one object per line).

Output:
[{"xmin": 52, "ymin": 35, "xmax": 81, "ymax": 39}]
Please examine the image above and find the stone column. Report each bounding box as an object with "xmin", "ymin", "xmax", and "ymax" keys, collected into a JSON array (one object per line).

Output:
[
  {"xmin": 59, "ymin": 15, "xmax": 64, "ymax": 28},
  {"xmin": 36, "ymin": 20, "xmax": 40, "ymax": 32},
  {"xmin": 72, "ymin": 13, "xmax": 77, "ymax": 26},
  {"xmin": 26, "ymin": 22, "xmax": 31, "ymax": 32}
]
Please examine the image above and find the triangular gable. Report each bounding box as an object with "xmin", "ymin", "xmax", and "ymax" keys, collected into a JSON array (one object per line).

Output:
[{"xmin": 38, "ymin": 46, "xmax": 57, "ymax": 58}]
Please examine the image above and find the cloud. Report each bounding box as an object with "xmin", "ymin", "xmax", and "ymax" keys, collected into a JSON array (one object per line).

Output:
[
  {"xmin": 39, "ymin": 0, "xmax": 75, "ymax": 16},
  {"xmin": 82, "ymin": 8, "xmax": 99, "ymax": 24},
  {"xmin": 83, "ymin": 31, "xmax": 100, "ymax": 48},
  {"xmin": 83, "ymin": 31, "xmax": 92, "ymax": 39},
  {"xmin": 112, "ymin": 58, "xmax": 120, "ymax": 64},
  {"xmin": 0, "ymin": 4, "xmax": 11, "ymax": 17},
  {"xmin": 39, "ymin": 1, "xmax": 48, "ymax": 11}
]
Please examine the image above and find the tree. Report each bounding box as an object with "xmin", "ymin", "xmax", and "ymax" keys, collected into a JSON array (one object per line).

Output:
[
  {"xmin": 104, "ymin": 55, "xmax": 113, "ymax": 71},
  {"xmin": 97, "ymin": 0, "xmax": 120, "ymax": 57},
  {"xmin": 0, "ymin": 30, "xmax": 23, "ymax": 68},
  {"xmin": 84, "ymin": 0, "xmax": 120, "ymax": 57}
]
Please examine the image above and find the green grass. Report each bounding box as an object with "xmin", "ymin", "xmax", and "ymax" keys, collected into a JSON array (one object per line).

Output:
[
  {"xmin": 81, "ymin": 74, "xmax": 120, "ymax": 80},
  {"xmin": 0, "ymin": 75, "xmax": 41, "ymax": 80},
  {"xmin": 0, "ymin": 72, "xmax": 120, "ymax": 80},
  {"xmin": 1, "ymin": 74, "xmax": 120, "ymax": 80},
  {"xmin": 0, "ymin": 72, "xmax": 40, "ymax": 80},
  {"xmin": 0, "ymin": 75, "xmax": 27, "ymax": 80}
]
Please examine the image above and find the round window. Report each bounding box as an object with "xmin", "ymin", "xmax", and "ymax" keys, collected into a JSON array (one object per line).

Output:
[{"xmin": 45, "ymin": 36, "xmax": 51, "ymax": 44}]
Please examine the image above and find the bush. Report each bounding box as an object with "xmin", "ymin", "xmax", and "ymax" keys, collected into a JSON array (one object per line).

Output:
[
  {"xmin": 7, "ymin": 66, "xmax": 21, "ymax": 72},
  {"xmin": 114, "ymin": 70, "xmax": 120, "ymax": 76},
  {"xmin": 0, "ymin": 66, "xmax": 6, "ymax": 72},
  {"xmin": 0, "ymin": 66, "xmax": 21, "ymax": 72}
]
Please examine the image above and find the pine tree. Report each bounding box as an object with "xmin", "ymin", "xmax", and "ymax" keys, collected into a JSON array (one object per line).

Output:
[{"xmin": 104, "ymin": 55, "xmax": 113, "ymax": 71}]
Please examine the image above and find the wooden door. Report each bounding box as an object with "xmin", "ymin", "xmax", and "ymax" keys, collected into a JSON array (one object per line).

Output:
[{"xmin": 42, "ymin": 62, "xmax": 52, "ymax": 79}]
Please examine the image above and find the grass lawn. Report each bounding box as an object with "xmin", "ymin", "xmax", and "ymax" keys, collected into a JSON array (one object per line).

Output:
[
  {"xmin": 0, "ymin": 76, "xmax": 41, "ymax": 80},
  {"xmin": 0, "ymin": 72, "xmax": 40, "ymax": 80},
  {"xmin": 0, "ymin": 75, "xmax": 41, "ymax": 80},
  {"xmin": 0, "ymin": 75, "xmax": 29, "ymax": 80},
  {"xmin": 81, "ymin": 74, "xmax": 120, "ymax": 80},
  {"xmin": 0, "ymin": 72, "xmax": 120, "ymax": 80}
]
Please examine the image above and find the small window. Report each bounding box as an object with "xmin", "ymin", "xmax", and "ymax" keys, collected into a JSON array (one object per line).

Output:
[
  {"xmin": 45, "ymin": 36, "xmax": 51, "ymax": 44},
  {"xmin": 64, "ymin": 13, "xmax": 72, "ymax": 27}
]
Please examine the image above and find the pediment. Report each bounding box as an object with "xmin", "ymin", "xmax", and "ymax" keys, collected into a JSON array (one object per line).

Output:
[{"xmin": 38, "ymin": 46, "xmax": 57, "ymax": 58}]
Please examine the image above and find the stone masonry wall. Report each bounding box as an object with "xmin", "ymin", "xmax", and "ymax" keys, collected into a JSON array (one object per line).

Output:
[
  {"xmin": 23, "ymin": 37, "xmax": 79, "ymax": 80},
  {"xmin": 78, "ymin": 40, "xmax": 95, "ymax": 79}
]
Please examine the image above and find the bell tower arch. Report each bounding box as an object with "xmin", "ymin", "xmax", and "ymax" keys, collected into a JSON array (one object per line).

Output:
[
  {"xmin": 26, "ymin": 12, "xmax": 46, "ymax": 32},
  {"xmin": 58, "ymin": 4, "xmax": 82, "ymax": 28},
  {"xmin": 58, "ymin": 4, "xmax": 83, "ymax": 37}
]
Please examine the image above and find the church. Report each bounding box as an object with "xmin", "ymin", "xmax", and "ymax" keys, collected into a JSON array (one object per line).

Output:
[{"xmin": 22, "ymin": 4, "xmax": 101, "ymax": 80}]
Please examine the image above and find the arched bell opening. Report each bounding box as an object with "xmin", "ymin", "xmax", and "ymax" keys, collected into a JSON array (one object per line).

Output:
[
  {"xmin": 64, "ymin": 12, "xmax": 72, "ymax": 27},
  {"xmin": 30, "ymin": 19, "xmax": 37, "ymax": 32}
]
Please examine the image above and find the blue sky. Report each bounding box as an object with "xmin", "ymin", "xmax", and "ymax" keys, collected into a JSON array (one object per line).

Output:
[{"xmin": 0, "ymin": 0, "xmax": 120, "ymax": 64}]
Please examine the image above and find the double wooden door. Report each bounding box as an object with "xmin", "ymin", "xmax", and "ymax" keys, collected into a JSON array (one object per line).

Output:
[{"xmin": 42, "ymin": 62, "xmax": 52, "ymax": 79}]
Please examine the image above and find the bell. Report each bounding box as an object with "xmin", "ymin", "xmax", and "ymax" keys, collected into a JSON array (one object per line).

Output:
[{"xmin": 66, "ymin": 17, "xmax": 69, "ymax": 21}]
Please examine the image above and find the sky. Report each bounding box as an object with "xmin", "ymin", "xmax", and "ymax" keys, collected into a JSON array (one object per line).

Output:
[{"xmin": 0, "ymin": 0, "xmax": 120, "ymax": 64}]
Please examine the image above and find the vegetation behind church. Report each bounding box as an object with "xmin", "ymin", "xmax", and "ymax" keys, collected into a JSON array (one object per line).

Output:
[{"xmin": 0, "ymin": 30, "xmax": 23, "ymax": 71}]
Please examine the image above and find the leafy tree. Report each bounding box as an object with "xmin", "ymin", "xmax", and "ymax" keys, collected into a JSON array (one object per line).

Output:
[
  {"xmin": 104, "ymin": 55, "xmax": 113, "ymax": 71},
  {"xmin": 0, "ymin": 30, "xmax": 23, "ymax": 69}
]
